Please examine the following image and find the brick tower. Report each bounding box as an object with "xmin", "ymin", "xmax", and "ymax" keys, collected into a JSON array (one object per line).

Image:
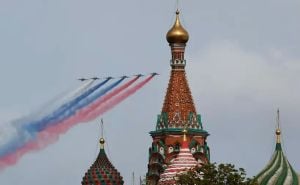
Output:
[{"xmin": 146, "ymin": 10, "xmax": 210, "ymax": 185}]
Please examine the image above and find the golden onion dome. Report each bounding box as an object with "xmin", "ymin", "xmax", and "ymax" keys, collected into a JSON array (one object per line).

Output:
[{"xmin": 166, "ymin": 10, "xmax": 189, "ymax": 44}]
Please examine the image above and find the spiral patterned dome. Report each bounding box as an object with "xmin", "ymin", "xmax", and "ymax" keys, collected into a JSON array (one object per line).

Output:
[
  {"xmin": 254, "ymin": 110, "xmax": 299, "ymax": 185},
  {"xmin": 255, "ymin": 143, "xmax": 299, "ymax": 185}
]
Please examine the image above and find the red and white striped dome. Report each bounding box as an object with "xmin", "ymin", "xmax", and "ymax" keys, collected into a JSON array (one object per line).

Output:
[{"xmin": 157, "ymin": 141, "xmax": 198, "ymax": 185}]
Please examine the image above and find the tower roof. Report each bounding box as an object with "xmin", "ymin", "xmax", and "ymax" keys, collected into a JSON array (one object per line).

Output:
[
  {"xmin": 157, "ymin": 130, "xmax": 198, "ymax": 185},
  {"xmin": 166, "ymin": 10, "xmax": 189, "ymax": 44},
  {"xmin": 255, "ymin": 110, "xmax": 299, "ymax": 185},
  {"xmin": 82, "ymin": 121, "xmax": 123, "ymax": 185},
  {"xmin": 158, "ymin": 10, "xmax": 202, "ymax": 131},
  {"xmin": 161, "ymin": 70, "xmax": 198, "ymax": 127}
]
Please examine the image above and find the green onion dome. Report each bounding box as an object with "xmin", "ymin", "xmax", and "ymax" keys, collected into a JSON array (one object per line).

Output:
[
  {"xmin": 255, "ymin": 142, "xmax": 299, "ymax": 185},
  {"xmin": 254, "ymin": 110, "xmax": 299, "ymax": 185},
  {"xmin": 82, "ymin": 138, "xmax": 124, "ymax": 185}
]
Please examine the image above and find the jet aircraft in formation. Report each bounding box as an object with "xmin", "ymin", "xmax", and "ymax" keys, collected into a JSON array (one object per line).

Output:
[
  {"xmin": 78, "ymin": 72, "xmax": 158, "ymax": 81},
  {"xmin": 120, "ymin": 75, "xmax": 129, "ymax": 78},
  {"xmin": 91, "ymin": 77, "xmax": 99, "ymax": 80},
  {"xmin": 150, "ymin": 72, "xmax": 159, "ymax": 76},
  {"xmin": 135, "ymin": 74, "xmax": 144, "ymax": 77},
  {"xmin": 78, "ymin": 78, "xmax": 88, "ymax": 81}
]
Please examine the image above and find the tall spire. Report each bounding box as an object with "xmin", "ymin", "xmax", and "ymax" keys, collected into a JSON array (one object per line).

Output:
[
  {"xmin": 159, "ymin": 10, "xmax": 201, "ymax": 129},
  {"xmin": 147, "ymin": 9, "xmax": 209, "ymax": 185}
]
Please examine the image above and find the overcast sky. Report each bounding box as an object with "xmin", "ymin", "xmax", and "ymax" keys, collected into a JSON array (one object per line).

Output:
[{"xmin": 0, "ymin": 0, "xmax": 300, "ymax": 184}]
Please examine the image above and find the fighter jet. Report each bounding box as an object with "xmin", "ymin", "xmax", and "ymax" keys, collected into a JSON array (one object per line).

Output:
[
  {"xmin": 150, "ymin": 72, "xmax": 159, "ymax": 76},
  {"xmin": 135, "ymin": 74, "xmax": 144, "ymax": 77},
  {"xmin": 105, "ymin": 76, "xmax": 114, "ymax": 80},
  {"xmin": 120, "ymin": 75, "xmax": 129, "ymax": 78},
  {"xmin": 78, "ymin": 78, "xmax": 88, "ymax": 81},
  {"xmin": 90, "ymin": 77, "xmax": 100, "ymax": 80}
]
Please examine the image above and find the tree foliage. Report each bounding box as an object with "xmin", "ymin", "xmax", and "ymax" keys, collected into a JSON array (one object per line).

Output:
[{"xmin": 176, "ymin": 163, "xmax": 258, "ymax": 185}]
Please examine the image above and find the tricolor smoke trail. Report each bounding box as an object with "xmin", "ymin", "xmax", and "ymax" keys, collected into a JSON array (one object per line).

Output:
[
  {"xmin": 82, "ymin": 75, "xmax": 154, "ymax": 122},
  {"xmin": 25, "ymin": 78, "xmax": 112, "ymax": 132},
  {"xmin": 11, "ymin": 79, "xmax": 95, "ymax": 128},
  {"xmin": 0, "ymin": 75, "xmax": 155, "ymax": 170},
  {"xmin": 78, "ymin": 76, "xmax": 140, "ymax": 115},
  {"xmin": 27, "ymin": 77, "xmax": 126, "ymax": 133},
  {"xmin": 29, "ymin": 79, "xmax": 95, "ymax": 121},
  {"xmin": 0, "ymin": 79, "xmax": 110, "ymax": 158},
  {"xmin": 46, "ymin": 75, "xmax": 154, "ymax": 134},
  {"xmin": 0, "ymin": 80, "xmax": 96, "ymax": 156}
]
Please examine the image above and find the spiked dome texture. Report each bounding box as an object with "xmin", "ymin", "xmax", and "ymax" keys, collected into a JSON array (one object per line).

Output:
[
  {"xmin": 82, "ymin": 138, "xmax": 124, "ymax": 185},
  {"xmin": 255, "ymin": 111, "xmax": 299, "ymax": 185},
  {"xmin": 161, "ymin": 70, "xmax": 197, "ymax": 126}
]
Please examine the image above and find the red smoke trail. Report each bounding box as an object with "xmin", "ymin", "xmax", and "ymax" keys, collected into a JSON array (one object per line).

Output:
[{"xmin": 0, "ymin": 76, "xmax": 152, "ymax": 170}]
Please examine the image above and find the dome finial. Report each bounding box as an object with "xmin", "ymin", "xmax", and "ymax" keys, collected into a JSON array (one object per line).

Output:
[
  {"xmin": 166, "ymin": 10, "xmax": 189, "ymax": 44},
  {"xmin": 276, "ymin": 109, "xmax": 281, "ymax": 143},
  {"xmin": 100, "ymin": 118, "xmax": 105, "ymax": 149},
  {"xmin": 183, "ymin": 127, "xmax": 188, "ymax": 141},
  {"xmin": 276, "ymin": 109, "xmax": 281, "ymax": 144},
  {"xmin": 182, "ymin": 125, "xmax": 189, "ymax": 148}
]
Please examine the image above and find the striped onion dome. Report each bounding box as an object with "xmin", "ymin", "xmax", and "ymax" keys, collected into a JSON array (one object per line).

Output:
[
  {"xmin": 158, "ymin": 130, "xmax": 198, "ymax": 185},
  {"xmin": 82, "ymin": 138, "xmax": 124, "ymax": 185},
  {"xmin": 255, "ymin": 110, "xmax": 299, "ymax": 185}
]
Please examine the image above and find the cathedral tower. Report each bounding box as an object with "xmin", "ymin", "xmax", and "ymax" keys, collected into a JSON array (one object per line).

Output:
[{"xmin": 146, "ymin": 10, "xmax": 210, "ymax": 185}]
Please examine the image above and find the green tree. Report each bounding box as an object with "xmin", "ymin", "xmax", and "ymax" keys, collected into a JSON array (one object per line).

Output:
[{"xmin": 176, "ymin": 163, "xmax": 258, "ymax": 185}]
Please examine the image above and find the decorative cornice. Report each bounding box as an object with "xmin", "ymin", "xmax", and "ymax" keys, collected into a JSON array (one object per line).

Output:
[{"xmin": 150, "ymin": 128, "xmax": 209, "ymax": 137}]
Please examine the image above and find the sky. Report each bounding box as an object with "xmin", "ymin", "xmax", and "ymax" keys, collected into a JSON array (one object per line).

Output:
[{"xmin": 0, "ymin": 0, "xmax": 300, "ymax": 184}]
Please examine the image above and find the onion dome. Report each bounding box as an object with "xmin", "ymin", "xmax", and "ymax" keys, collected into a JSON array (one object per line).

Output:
[
  {"xmin": 157, "ymin": 129, "xmax": 198, "ymax": 185},
  {"xmin": 82, "ymin": 138, "xmax": 124, "ymax": 185},
  {"xmin": 166, "ymin": 10, "xmax": 189, "ymax": 44},
  {"xmin": 255, "ymin": 110, "xmax": 299, "ymax": 185}
]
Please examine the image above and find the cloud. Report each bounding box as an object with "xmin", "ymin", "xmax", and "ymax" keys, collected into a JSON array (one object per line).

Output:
[{"xmin": 186, "ymin": 40, "xmax": 300, "ymax": 175}]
